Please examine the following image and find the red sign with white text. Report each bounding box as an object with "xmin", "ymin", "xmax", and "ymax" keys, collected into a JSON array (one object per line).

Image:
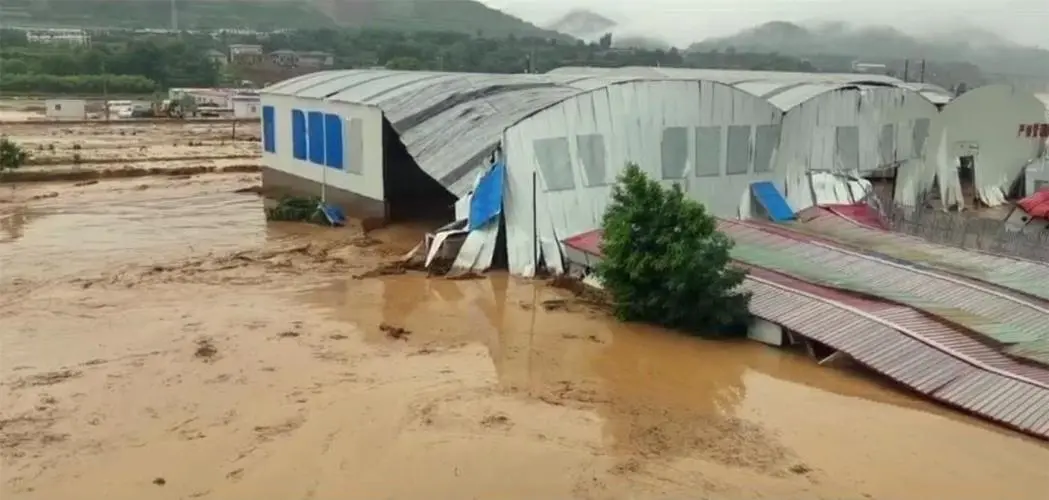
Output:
[{"xmin": 1018, "ymin": 123, "xmax": 1049, "ymax": 138}]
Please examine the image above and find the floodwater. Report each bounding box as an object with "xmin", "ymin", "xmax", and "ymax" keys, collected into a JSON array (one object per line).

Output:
[{"xmin": 2, "ymin": 176, "xmax": 1048, "ymax": 500}]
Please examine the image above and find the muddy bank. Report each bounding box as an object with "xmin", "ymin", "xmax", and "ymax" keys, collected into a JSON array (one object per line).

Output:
[
  {"xmin": 2, "ymin": 181, "xmax": 1049, "ymax": 500},
  {"xmin": 1, "ymin": 164, "xmax": 260, "ymax": 183}
]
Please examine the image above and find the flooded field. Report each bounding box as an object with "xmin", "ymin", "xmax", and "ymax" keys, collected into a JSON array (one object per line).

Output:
[{"xmin": 2, "ymin": 171, "xmax": 1048, "ymax": 500}]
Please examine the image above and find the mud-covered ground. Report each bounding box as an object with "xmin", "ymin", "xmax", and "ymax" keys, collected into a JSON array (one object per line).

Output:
[{"xmin": 1, "ymin": 124, "xmax": 1048, "ymax": 499}]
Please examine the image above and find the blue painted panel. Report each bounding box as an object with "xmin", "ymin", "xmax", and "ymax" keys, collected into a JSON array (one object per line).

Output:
[
  {"xmin": 262, "ymin": 106, "xmax": 275, "ymax": 153},
  {"xmin": 751, "ymin": 181, "xmax": 796, "ymax": 222},
  {"xmin": 469, "ymin": 162, "xmax": 505, "ymax": 230},
  {"xmin": 323, "ymin": 113, "xmax": 344, "ymax": 170},
  {"xmin": 307, "ymin": 111, "xmax": 325, "ymax": 164},
  {"xmin": 291, "ymin": 109, "xmax": 307, "ymax": 160}
]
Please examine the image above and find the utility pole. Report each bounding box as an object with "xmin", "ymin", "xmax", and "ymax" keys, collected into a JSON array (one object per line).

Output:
[
  {"xmin": 919, "ymin": 59, "xmax": 926, "ymax": 83},
  {"xmin": 903, "ymin": 60, "xmax": 910, "ymax": 83},
  {"xmin": 102, "ymin": 60, "xmax": 109, "ymax": 121}
]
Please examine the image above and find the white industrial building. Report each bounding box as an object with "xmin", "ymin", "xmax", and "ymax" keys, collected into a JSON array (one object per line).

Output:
[
  {"xmin": 44, "ymin": 99, "xmax": 87, "ymax": 120},
  {"xmin": 260, "ymin": 69, "xmax": 793, "ymax": 275},
  {"xmin": 546, "ymin": 66, "xmax": 941, "ymax": 213},
  {"xmin": 231, "ymin": 95, "xmax": 261, "ymax": 119},
  {"xmin": 895, "ymin": 84, "xmax": 1049, "ymax": 209}
]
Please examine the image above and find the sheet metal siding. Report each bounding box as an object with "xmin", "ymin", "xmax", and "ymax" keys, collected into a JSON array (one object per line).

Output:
[
  {"xmin": 722, "ymin": 222, "xmax": 1049, "ymax": 341},
  {"xmin": 503, "ymin": 79, "xmax": 784, "ymax": 276},
  {"xmin": 799, "ymin": 211, "xmax": 1049, "ymax": 301},
  {"xmin": 779, "ymin": 87, "xmax": 939, "ymax": 212},
  {"xmin": 897, "ymin": 84, "xmax": 1049, "ymax": 209},
  {"xmin": 745, "ymin": 278, "xmax": 1049, "ymax": 438}
]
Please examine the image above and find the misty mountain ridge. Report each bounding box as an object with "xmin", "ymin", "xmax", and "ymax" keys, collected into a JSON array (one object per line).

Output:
[
  {"xmin": 692, "ymin": 21, "xmax": 1049, "ymax": 78},
  {"xmin": 544, "ymin": 9, "xmax": 670, "ymax": 51}
]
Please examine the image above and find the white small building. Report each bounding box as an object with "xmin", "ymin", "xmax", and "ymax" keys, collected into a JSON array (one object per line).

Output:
[
  {"xmin": 231, "ymin": 95, "xmax": 261, "ymax": 119},
  {"xmin": 26, "ymin": 28, "xmax": 90, "ymax": 46},
  {"xmin": 896, "ymin": 84, "xmax": 1049, "ymax": 209},
  {"xmin": 44, "ymin": 99, "xmax": 87, "ymax": 120}
]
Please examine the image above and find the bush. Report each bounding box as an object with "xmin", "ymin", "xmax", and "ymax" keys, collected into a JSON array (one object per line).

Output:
[
  {"xmin": 0, "ymin": 74, "xmax": 157, "ymax": 95},
  {"xmin": 596, "ymin": 164, "xmax": 751, "ymax": 335},
  {"xmin": 0, "ymin": 137, "xmax": 29, "ymax": 172}
]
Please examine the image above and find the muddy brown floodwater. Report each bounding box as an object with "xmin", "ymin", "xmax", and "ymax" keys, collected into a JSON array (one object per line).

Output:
[{"xmin": 2, "ymin": 175, "xmax": 1048, "ymax": 500}]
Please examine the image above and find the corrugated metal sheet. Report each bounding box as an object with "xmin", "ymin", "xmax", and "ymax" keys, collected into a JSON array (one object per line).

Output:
[
  {"xmin": 720, "ymin": 219, "xmax": 1049, "ymax": 346},
  {"xmin": 786, "ymin": 209, "xmax": 1049, "ymax": 302},
  {"xmin": 897, "ymin": 82, "xmax": 954, "ymax": 105},
  {"xmin": 562, "ymin": 228, "xmax": 1049, "ymax": 437},
  {"xmin": 262, "ymin": 70, "xmax": 639, "ymax": 196},
  {"xmin": 745, "ymin": 274, "xmax": 1049, "ymax": 439}
]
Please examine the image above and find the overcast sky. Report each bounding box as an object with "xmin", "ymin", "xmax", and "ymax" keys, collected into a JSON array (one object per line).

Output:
[{"xmin": 481, "ymin": 0, "xmax": 1049, "ymax": 48}]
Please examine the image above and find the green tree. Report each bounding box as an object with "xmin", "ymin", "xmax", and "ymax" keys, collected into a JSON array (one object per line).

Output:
[
  {"xmin": 0, "ymin": 137, "xmax": 29, "ymax": 174},
  {"xmin": 596, "ymin": 164, "xmax": 751, "ymax": 335}
]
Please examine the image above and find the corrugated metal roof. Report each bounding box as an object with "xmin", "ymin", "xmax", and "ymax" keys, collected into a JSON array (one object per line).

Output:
[
  {"xmin": 720, "ymin": 220, "xmax": 1049, "ymax": 347},
  {"xmin": 897, "ymin": 82, "xmax": 954, "ymax": 105},
  {"xmin": 262, "ymin": 70, "xmax": 643, "ymax": 196},
  {"xmin": 560, "ymin": 228, "xmax": 1049, "ymax": 438},
  {"xmin": 546, "ymin": 66, "xmax": 906, "ymax": 110},
  {"xmin": 782, "ymin": 209, "xmax": 1049, "ymax": 303}
]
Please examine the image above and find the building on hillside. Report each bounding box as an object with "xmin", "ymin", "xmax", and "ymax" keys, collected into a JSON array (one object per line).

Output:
[
  {"xmin": 260, "ymin": 69, "xmax": 785, "ymax": 276},
  {"xmin": 547, "ymin": 66, "xmax": 941, "ymax": 213},
  {"xmin": 269, "ymin": 50, "xmax": 299, "ymax": 67},
  {"xmin": 229, "ymin": 44, "xmax": 264, "ymax": 64},
  {"xmin": 269, "ymin": 50, "xmax": 335, "ymax": 68},
  {"xmin": 26, "ymin": 28, "xmax": 90, "ymax": 46},
  {"xmin": 44, "ymin": 99, "xmax": 87, "ymax": 120},
  {"xmin": 895, "ymin": 85, "xmax": 1049, "ymax": 210},
  {"xmin": 205, "ymin": 49, "xmax": 228, "ymax": 67}
]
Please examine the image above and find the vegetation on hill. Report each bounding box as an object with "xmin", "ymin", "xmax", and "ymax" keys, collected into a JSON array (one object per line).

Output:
[
  {"xmin": 596, "ymin": 164, "xmax": 751, "ymax": 335},
  {"xmin": 0, "ymin": 0, "xmax": 563, "ymax": 39},
  {"xmin": 690, "ymin": 20, "xmax": 1049, "ymax": 89}
]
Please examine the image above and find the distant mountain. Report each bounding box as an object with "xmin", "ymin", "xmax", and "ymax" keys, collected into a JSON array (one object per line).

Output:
[
  {"xmin": 690, "ymin": 21, "xmax": 1049, "ymax": 81},
  {"xmin": 546, "ymin": 9, "xmax": 616, "ymax": 40},
  {"xmin": 0, "ymin": 0, "xmax": 566, "ymax": 38},
  {"xmin": 544, "ymin": 9, "xmax": 670, "ymax": 51}
]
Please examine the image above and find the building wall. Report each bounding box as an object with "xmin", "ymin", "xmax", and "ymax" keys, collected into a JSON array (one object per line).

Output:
[
  {"xmin": 44, "ymin": 99, "xmax": 87, "ymax": 120},
  {"xmin": 502, "ymin": 79, "xmax": 783, "ymax": 276},
  {"xmin": 896, "ymin": 84, "xmax": 1048, "ymax": 209},
  {"xmin": 232, "ymin": 99, "xmax": 261, "ymax": 119},
  {"xmin": 779, "ymin": 87, "xmax": 939, "ymax": 211},
  {"xmin": 260, "ymin": 94, "xmax": 385, "ymax": 217}
]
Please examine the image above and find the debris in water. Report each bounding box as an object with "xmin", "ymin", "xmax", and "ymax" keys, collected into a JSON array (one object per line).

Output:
[
  {"xmin": 541, "ymin": 299, "xmax": 569, "ymax": 312},
  {"xmin": 11, "ymin": 369, "xmax": 82, "ymax": 389},
  {"xmin": 480, "ymin": 413, "xmax": 513, "ymax": 429},
  {"xmin": 353, "ymin": 262, "xmax": 407, "ymax": 279},
  {"xmin": 152, "ymin": 477, "xmax": 166, "ymax": 486},
  {"xmin": 380, "ymin": 323, "xmax": 411, "ymax": 340},
  {"xmin": 277, "ymin": 331, "xmax": 300, "ymax": 339},
  {"xmin": 789, "ymin": 463, "xmax": 813, "ymax": 475},
  {"xmin": 194, "ymin": 337, "xmax": 218, "ymax": 361}
]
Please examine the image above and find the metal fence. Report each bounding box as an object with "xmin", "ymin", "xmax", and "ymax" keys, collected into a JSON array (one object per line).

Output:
[{"xmin": 881, "ymin": 204, "xmax": 1049, "ymax": 262}]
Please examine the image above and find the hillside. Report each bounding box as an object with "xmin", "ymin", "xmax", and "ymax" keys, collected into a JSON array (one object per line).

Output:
[
  {"xmin": 544, "ymin": 9, "xmax": 669, "ymax": 50},
  {"xmin": 0, "ymin": 0, "xmax": 565, "ymax": 38},
  {"xmin": 690, "ymin": 21, "xmax": 1049, "ymax": 80}
]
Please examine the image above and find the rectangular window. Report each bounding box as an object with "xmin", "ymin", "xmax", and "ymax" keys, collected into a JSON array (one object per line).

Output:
[
  {"xmin": 694, "ymin": 126, "xmax": 722, "ymax": 177},
  {"xmin": 879, "ymin": 124, "xmax": 896, "ymax": 166},
  {"xmin": 912, "ymin": 118, "xmax": 931, "ymax": 158},
  {"xmin": 753, "ymin": 124, "xmax": 780, "ymax": 173},
  {"xmin": 576, "ymin": 134, "xmax": 607, "ymax": 187},
  {"xmin": 726, "ymin": 125, "xmax": 752, "ymax": 175},
  {"xmin": 291, "ymin": 109, "xmax": 307, "ymax": 160},
  {"xmin": 307, "ymin": 111, "xmax": 325, "ymax": 164},
  {"xmin": 324, "ymin": 113, "xmax": 344, "ymax": 169},
  {"xmin": 835, "ymin": 126, "xmax": 860, "ymax": 171},
  {"xmin": 533, "ymin": 137, "xmax": 575, "ymax": 191},
  {"xmin": 346, "ymin": 117, "xmax": 364, "ymax": 174},
  {"xmin": 660, "ymin": 127, "xmax": 689, "ymax": 180},
  {"xmin": 262, "ymin": 105, "xmax": 275, "ymax": 153}
]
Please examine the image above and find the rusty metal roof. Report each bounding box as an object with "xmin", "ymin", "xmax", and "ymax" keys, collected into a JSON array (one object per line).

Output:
[
  {"xmin": 721, "ymin": 220, "xmax": 1049, "ymax": 349},
  {"xmin": 746, "ymin": 273, "xmax": 1049, "ymax": 439},
  {"xmin": 788, "ymin": 209, "xmax": 1049, "ymax": 302}
]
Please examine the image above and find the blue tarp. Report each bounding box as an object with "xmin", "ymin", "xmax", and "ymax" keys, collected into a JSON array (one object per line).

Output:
[
  {"xmin": 468, "ymin": 162, "xmax": 505, "ymax": 231},
  {"xmin": 751, "ymin": 181, "xmax": 796, "ymax": 222}
]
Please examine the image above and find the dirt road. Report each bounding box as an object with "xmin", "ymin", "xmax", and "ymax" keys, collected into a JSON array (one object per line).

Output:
[{"xmin": 2, "ymin": 173, "xmax": 1049, "ymax": 499}]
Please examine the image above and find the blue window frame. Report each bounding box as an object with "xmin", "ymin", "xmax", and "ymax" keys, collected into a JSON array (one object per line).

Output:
[
  {"xmin": 324, "ymin": 113, "xmax": 344, "ymax": 169},
  {"xmin": 261, "ymin": 106, "xmax": 275, "ymax": 153},
  {"xmin": 291, "ymin": 109, "xmax": 307, "ymax": 160},
  {"xmin": 307, "ymin": 111, "xmax": 325, "ymax": 164}
]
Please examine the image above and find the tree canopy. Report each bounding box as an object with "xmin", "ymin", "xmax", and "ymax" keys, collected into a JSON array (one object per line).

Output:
[{"xmin": 596, "ymin": 164, "xmax": 751, "ymax": 335}]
